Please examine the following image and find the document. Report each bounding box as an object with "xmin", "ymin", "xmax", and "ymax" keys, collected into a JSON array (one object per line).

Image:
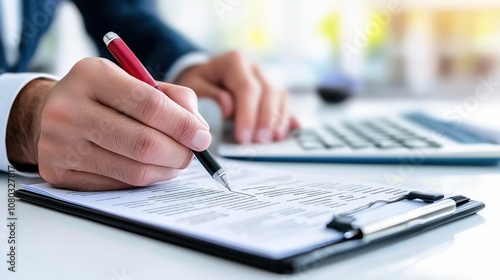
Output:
[{"xmin": 21, "ymin": 159, "xmax": 438, "ymax": 259}]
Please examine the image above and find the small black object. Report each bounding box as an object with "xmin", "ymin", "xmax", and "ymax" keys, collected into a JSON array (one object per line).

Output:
[
  {"xmin": 193, "ymin": 149, "xmax": 221, "ymax": 178},
  {"xmin": 449, "ymin": 195, "xmax": 470, "ymax": 206},
  {"xmin": 407, "ymin": 191, "xmax": 444, "ymax": 203},
  {"xmin": 325, "ymin": 216, "xmax": 357, "ymax": 232},
  {"xmin": 317, "ymin": 86, "xmax": 352, "ymax": 103}
]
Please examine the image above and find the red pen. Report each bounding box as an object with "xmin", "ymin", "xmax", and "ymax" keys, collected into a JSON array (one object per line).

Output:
[
  {"xmin": 103, "ymin": 32, "xmax": 164, "ymax": 92},
  {"xmin": 102, "ymin": 31, "xmax": 231, "ymax": 191}
]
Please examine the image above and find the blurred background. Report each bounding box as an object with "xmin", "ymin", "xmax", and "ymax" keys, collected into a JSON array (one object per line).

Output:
[{"xmin": 32, "ymin": 0, "xmax": 500, "ymax": 98}]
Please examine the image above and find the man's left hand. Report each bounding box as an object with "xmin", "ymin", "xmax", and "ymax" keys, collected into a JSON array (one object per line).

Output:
[{"xmin": 174, "ymin": 51, "xmax": 300, "ymax": 144}]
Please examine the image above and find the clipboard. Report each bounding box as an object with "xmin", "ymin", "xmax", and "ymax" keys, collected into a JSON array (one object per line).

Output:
[{"xmin": 14, "ymin": 189, "xmax": 484, "ymax": 274}]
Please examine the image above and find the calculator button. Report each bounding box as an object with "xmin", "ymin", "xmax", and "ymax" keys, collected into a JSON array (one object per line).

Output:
[
  {"xmin": 318, "ymin": 137, "xmax": 343, "ymax": 146},
  {"xmin": 298, "ymin": 135, "xmax": 319, "ymax": 142},
  {"xmin": 375, "ymin": 140, "xmax": 402, "ymax": 149},
  {"xmin": 400, "ymin": 139, "xmax": 434, "ymax": 149},
  {"xmin": 299, "ymin": 141, "xmax": 325, "ymax": 150}
]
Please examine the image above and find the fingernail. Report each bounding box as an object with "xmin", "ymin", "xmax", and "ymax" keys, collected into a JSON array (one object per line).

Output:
[
  {"xmin": 191, "ymin": 130, "xmax": 212, "ymax": 150},
  {"xmin": 241, "ymin": 129, "xmax": 252, "ymax": 144},
  {"xmin": 257, "ymin": 128, "xmax": 272, "ymax": 144},
  {"xmin": 277, "ymin": 122, "xmax": 288, "ymax": 139}
]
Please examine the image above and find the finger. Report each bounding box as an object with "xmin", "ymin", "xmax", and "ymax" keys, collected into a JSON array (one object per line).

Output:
[
  {"xmin": 177, "ymin": 79, "xmax": 235, "ymax": 120},
  {"xmin": 71, "ymin": 141, "xmax": 184, "ymax": 186},
  {"xmin": 290, "ymin": 115, "xmax": 301, "ymax": 130},
  {"xmin": 273, "ymin": 90, "xmax": 290, "ymax": 141},
  {"xmin": 275, "ymin": 114, "xmax": 296, "ymax": 141},
  {"xmin": 84, "ymin": 102, "xmax": 193, "ymax": 169},
  {"xmin": 221, "ymin": 53, "xmax": 261, "ymax": 144},
  {"xmin": 252, "ymin": 66, "xmax": 282, "ymax": 143},
  {"xmin": 201, "ymin": 81, "xmax": 234, "ymax": 119},
  {"xmin": 91, "ymin": 74, "xmax": 211, "ymax": 151},
  {"xmin": 158, "ymin": 82, "xmax": 210, "ymax": 129},
  {"xmin": 49, "ymin": 170, "xmax": 134, "ymax": 191}
]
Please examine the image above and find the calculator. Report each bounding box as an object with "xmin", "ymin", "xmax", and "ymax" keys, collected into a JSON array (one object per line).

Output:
[{"xmin": 217, "ymin": 112, "xmax": 500, "ymax": 165}]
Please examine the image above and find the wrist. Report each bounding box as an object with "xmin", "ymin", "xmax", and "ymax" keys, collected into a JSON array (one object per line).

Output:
[
  {"xmin": 173, "ymin": 64, "xmax": 202, "ymax": 85},
  {"xmin": 6, "ymin": 78, "xmax": 56, "ymax": 171},
  {"xmin": 166, "ymin": 52, "xmax": 210, "ymax": 83}
]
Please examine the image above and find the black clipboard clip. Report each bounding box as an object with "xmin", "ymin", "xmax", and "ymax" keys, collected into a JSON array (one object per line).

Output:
[{"xmin": 326, "ymin": 191, "xmax": 469, "ymax": 241}]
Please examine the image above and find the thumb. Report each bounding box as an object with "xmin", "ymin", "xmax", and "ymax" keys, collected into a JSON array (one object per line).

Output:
[{"xmin": 194, "ymin": 79, "xmax": 235, "ymax": 120}]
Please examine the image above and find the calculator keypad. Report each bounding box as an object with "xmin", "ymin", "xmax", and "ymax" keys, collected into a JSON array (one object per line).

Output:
[{"xmin": 294, "ymin": 119, "xmax": 442, "ymax": 151}]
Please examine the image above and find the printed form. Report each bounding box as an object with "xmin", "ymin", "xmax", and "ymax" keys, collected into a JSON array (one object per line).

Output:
[{"xmin": 21, "ymin": 159, "xmax": 427, "ymax": 259}]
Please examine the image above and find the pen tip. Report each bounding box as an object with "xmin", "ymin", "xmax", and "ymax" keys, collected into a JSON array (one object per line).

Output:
[{"xmin": 215, "ymin": 173, "xmax": 231, "ymax": 191}]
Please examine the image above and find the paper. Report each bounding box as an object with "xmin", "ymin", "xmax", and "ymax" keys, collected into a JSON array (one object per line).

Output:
[{"xmin": 21, "ymin": 159, "xmax": 429, "ymax": 259}]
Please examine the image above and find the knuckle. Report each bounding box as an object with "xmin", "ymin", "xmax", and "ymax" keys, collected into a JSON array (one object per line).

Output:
[
  {"xmin": 175, "ymin": 86, "xmax": 199, "ymax": 107},
  {"xmin": 139, "ymin": 92, "xmax": 166, "ymax": 125},
  {"xmin": 227, "ymin": 50, "xmax": 246, "ymax": 63},
  {"xmin": 39, "ymin": 164, "xmax": 62, "ymax": 185},
  {"xmin": 132, "ymin": 129, "xmax": 159, "ymax": 163},
  {"xmin": 42, "ymin": 99, "xmax": 70, "ymax": 124},
  {"xmin": 185, "ymin": 88, "xmax": 198, "ymax": 104},
  {"xmin": 71, "ymin": 57, "xmax": 111, "ymax": 80},
  {"xmin": 185, "ymin": 87, "xmax": 197, "ymax": 98},
  {"xmin": 240, "ymin": 78, "xmax": 262, "ymax": 96},
  {"xmin": 38, "ymin": 149, "xmax": 69, "ymax": 186},
  {"xmin": 71, "ymin": 58, "xmax": 92, "ymax": 74},
  {"xmin": 176, "ymin": 86, "xmax": 197, "ymax": 98}
]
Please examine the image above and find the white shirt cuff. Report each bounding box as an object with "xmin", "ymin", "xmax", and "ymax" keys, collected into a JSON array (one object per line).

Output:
[
  {"xmin": 0, "ymin": 73, "xmax": 59, "ymax": 177},
  {"xmin": 164, "ymin": 52, "xmax": 210, "ymax": 83}
]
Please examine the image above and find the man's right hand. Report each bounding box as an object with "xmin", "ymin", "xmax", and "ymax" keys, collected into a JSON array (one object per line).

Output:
[{"xmin": 6, "ymin": 57, "xmax": 211, "ymax": 191}]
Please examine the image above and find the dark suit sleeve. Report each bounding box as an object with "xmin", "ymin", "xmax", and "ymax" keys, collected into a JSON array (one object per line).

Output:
[{"xmin": 71, "ymin": 0, "xmax": 200, "ymax": 80}]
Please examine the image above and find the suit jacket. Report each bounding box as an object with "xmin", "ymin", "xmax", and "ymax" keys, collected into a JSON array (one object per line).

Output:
[{"xmin": 0, "ymin": 0, "xmax": 198, "ymax": 79}]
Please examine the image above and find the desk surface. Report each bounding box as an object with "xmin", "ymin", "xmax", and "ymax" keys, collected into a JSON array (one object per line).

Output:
[{"xmin": 1, "ymin": 93, "xmax": 499, "ymax": 280}]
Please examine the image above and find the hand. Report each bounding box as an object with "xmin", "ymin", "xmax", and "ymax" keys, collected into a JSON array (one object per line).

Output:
[
  {"xmin": 6, "ymin": 57, "xmax": 211, "ymax": 191},
  {"xmin": 174, "ymin": 51, "xmax": 300, "ymax": 144}
]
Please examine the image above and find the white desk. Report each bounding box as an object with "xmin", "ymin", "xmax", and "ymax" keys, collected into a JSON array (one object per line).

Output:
[{"xmin": 1, "ymin": 93, "xmax": 499, "ymax": 280}]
